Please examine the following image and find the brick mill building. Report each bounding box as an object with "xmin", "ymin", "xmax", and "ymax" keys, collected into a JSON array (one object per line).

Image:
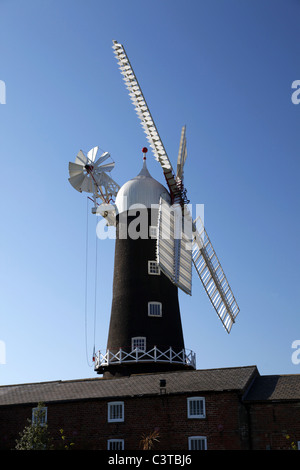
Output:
[{"xmin": 0, "ymin": 365, "xmax": 299, "ymax": 450}]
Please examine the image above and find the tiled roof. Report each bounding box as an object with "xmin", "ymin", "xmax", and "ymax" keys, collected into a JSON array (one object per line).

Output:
[
  {"xmin": 0, "ymin": 366, "xmax": 258, "ymax": 406},
  {"xmin": 243, "ymin": 374, "xmax": 300, "ymax": 402}
]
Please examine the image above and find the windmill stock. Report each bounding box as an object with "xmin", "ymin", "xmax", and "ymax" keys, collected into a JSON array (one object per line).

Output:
[{"xmin": 68, "ymin": 40, "xmax": 240, "ymax": 377}]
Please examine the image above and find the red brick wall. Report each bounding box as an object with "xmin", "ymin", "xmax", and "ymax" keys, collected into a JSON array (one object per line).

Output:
[
  {"xmin": 248, "ymin": 402, "xmax": 300, "ymax": 450},
  {"xmin": 0, "ymin": 404, "xmax": 32, "ymax": 450},
  {"xmin": 0, "ymin": 391, "xmax": 249, "ymax": 450}
]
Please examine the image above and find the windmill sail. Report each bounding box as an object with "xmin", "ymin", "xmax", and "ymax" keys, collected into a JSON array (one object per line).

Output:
[
  {"xmin": 192, "ymin": 216, "xmax": 239, "ymax": 333},
  {"xmin": 176, "ymin": 125, "xmax": 187, "ymax": 181},
  {"xmin": 112, "ymin": 40, "xmax": 182, "ymax": 203},
  {"xmin": 157, "ymin": 197, "xmax": 192, "ymax": 295}
]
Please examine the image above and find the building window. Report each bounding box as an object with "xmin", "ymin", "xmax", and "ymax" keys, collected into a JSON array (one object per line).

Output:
[
  {"xmin": 132, "ymin": 337, "xmax": 146, "ymax": 351},
  {"xmin": 148, "ymin": 260, "xmax": 160, "ymax": 275},
  {"xmin": 149, "ymin": 226, "xmax": 157, "ymax": 239},
  {"xmin": 107, "ymin": 439, "xmax": 124, "ymax": 450},
  {"xmin": 148, "ymin": 302, "xmax": 162, "ymax": 317},
  {"xmin": 188, "ymin": 436, "xmax": 207, "ymax": 450},
  {"xmin": 108, "ymin": 401, "xmax": 124, "ymax": 423},
  {"xmin": 32, "ymin": 406, "xmax": 47, "ymax": 427},
  {"xmin": 187, "ymin": 397, "xmax": 206, "ymax": 419}
]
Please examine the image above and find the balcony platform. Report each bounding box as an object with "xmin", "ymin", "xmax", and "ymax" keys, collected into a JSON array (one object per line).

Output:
[{"xmin": 94, "ymin": 346, "xmax": 196, "ymax": 376}]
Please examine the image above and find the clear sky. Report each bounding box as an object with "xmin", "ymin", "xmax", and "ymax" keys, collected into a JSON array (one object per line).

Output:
[{"xmin": 0, "ymin": 0, "xmax": 299, "ymax": 386}]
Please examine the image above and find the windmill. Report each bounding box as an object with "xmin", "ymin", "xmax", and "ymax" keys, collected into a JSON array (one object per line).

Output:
[
  {"xmin": 111, "ymin": 40, "xmax": 240, "ymax": 333},
  {"xmin": 68, "ymin": 40, "xmax": 240, "ymax": 378}
]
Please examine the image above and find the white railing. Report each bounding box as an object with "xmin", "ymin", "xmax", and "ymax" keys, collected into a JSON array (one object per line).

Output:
[{"xmin": 94, "ymin": 346, "xmax": 196, "ymax": 370}]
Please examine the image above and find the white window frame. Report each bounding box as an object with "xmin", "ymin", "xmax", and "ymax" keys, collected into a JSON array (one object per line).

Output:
[
  {"xmin": 187, "ymin": 397, "xmax": 206, "ymax": 419},
  {"xmin": 149, "ymin": 225, "xmax": 158, "ymax": 239},
  {"xmin": 148, "ymin": 260, "xmax": 160, "ymax": 275},
  {"xmin": 32, "ymin": 406, "xmax": 47, "ymax": 427},
  {"xmin": 107, "ymin": 439, "xmax": 124, "ymax": 450},
  {"xmin": 131, "ymin": 337, "xmax": 146, "ymax": 351},
  {"xmin": 148, "ymin": 301, "xmax": 162, "ymax": 317},
  {"xmin": 108, "ymin": 401, "xmax": 124, "ymax": 423},
  {"xmin": 188, "ymin": 436, "xmax": 207, "ymax": 450}
]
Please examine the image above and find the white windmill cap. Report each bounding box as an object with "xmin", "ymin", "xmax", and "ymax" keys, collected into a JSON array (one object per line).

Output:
[{"xmin": 115, "ymin": 148, "xmax": 170, "ymax": 215}]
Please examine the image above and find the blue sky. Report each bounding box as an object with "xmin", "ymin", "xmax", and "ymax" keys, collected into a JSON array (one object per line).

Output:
[{"xmin": 0, "ymin": 0, "xmax": 299, "ymax": 385}]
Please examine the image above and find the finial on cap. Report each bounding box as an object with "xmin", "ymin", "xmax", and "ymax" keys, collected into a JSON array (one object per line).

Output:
[{"xmin": 142, "ymin": 147, "xmax": 148, "ymax": 160}]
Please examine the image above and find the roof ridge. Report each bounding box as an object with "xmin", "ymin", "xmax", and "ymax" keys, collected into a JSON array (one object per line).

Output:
[
  {"xmin": 0, "ymin": 366, "xmax": 260, "ymax": 389},
  {"xmin": 0, "ymin": 376, "xmax": 102, "ymax": 389},
  {"xmin": 257, "ymin": 373, "xmax": 300, "ymax": 378}
]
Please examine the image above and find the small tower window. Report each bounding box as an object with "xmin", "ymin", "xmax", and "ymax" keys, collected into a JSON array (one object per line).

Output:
[
  {"xmin": 148, "ymin": 302, "xmax": 162, "ymax": 317},
  {"xmin": 132, "ymin": 337, "xmax": 146, "ymax": 351},
  {"xmin": 148, "ymin": 261, "xmax": 160, "ymax": 275},
  {"xmin": 149, "ymin": 226, "xmax": 158, "ymax": 239}
]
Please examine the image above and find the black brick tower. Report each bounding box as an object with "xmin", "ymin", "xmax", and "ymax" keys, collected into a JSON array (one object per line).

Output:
[{"xmin": 95, "ymin": 156, "xmax": 195, "ymax": 378}]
